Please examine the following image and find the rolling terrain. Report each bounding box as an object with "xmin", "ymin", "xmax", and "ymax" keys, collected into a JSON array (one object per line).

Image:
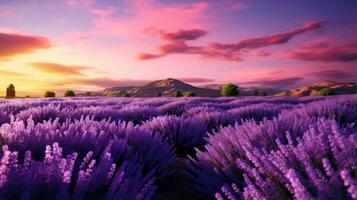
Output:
[
  {"xmin": 84, "ymin": 78, "xmax": 282, "ymax": 97},
  {"xmin": 276, "ymin": 82, "xmax": 357, "ymax": 96}
]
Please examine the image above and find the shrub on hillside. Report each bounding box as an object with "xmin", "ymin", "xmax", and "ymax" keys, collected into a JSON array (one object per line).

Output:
[
  {"xmin": 175, "ymin": 91, "xmax": 182, "ymax": 97},
  {"xmin": 64, "ymin": 90, "xmax": 75, "ymax": 97},
  {"xmin": 184, "ymin": 91, "xmax": 196, "ymax": 97},
  {"xmin": 112, "ymin": 90, "xmax": 131, "ymax": 97},
  {"xmin": 253, "ymin": 89, "xmax": 260, "ymax": 96},
  {"xmin": 318, "ymin": 88, "xmax": 337, "ymax": 96},
  {"xmin": 44, "ymin": 91, "xmax": 56, "ymax": 97},
  {"xmin": 221, "ymin": 83, "xmax": 239, "ymax": 96}
]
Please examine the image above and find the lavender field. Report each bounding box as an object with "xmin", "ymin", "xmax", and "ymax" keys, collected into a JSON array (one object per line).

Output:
[{"xmin": 0, "ymin": 95, "xmax": 356, "ymax": 200}]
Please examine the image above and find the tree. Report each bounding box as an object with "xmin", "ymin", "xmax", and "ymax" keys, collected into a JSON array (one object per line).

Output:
[
  {"xmin": 84, "ymin": 92, "xmax": 92, "ymax": 96},
  {"xmin": 6, "ymin": 84, "xmax": 15, "ymax": 98},
  {"xmin": 157, "ymin": 92, "xmax": 162, "ymax": 97},
  {"xmin": 184, "ymin": 91, "xmax": 196, "ymax": 97},
  {"xmin": 262, "ymin": 91, "xmax": 267, "ymax": 96},
  {"xmin": 253, "ymin": 90, "xmax": 260, "ymax": 96},
  {"xmin": 221, "ymin": 83, "xmax": 239, "ymax": 96},
  {"xmin": 317, "ymin": 88, "xmax": 336, "ymax": 96},
  {"xmin": 64, "ymin": 90, "xmax": 75, "ymax": 97},
  {"xmin": 175, "ymin": 91, "xmax": 182, "ymax": 97},
  {"xmin": 44, "ymin": 91, "xmax": 56, "ymax": 97}
]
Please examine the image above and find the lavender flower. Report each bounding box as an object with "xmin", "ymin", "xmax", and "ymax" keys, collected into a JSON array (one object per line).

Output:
[{"xmin": 143, "ymin": 115, "xmax": 207, "ymax": 155}]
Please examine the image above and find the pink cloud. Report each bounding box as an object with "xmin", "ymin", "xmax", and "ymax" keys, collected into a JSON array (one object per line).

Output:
[
  {"xmin": 137, "ymin": 21, "xmax": 327, "ymax": 62},
  {"xmin": 136, "ymin": 53, "xmax": 164, "ymax": 60},
  {"xmin": 137, "ymin": 39, "xmax": 204, "ymax": 60},
  {"xmin": 159, "ymin": 29, "xmax": 207, "ymax": 41},
  {"xmin": 0, "ymin": 32, "xmax": 52, "ymax": 59},
  {"xmin": 286, "ymin": 42, "xmax": 357, "ymax": 62},
  {"xmin": 29, "ymin": 62, "xmax": 95, "ymax": 76},
  {"xmin": 256, "ymin": 49, "xmax": 271, "ymax": 57},
  {"xmin": 209, "ymin": 21, "xmax": 327, "ymax": 51},
  {"xmin": 159, "ymin": 41, "xmax": 202, "ymax": 54}
]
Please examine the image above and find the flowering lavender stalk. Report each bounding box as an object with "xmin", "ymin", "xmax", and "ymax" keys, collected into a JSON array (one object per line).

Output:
[
  {"xmin": 143, "ymin": 115, "xmax": 207, "ymax": 156},
  {"xmin": 211, "ymin": 119, "xmax": 356, "ymax": 199},
  {"xmin": 187, "ymin": 96, "xmax": 357, "ymax": 198},
  {"xmin": 0, "ymin": 143, "xmax": 157, "ymax": 199}
]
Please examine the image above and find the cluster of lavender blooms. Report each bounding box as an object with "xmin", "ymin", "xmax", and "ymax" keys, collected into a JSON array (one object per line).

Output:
[
  {"xmin": 214, "ymin": 119, "xmax": 356, "ymax": 199},
  {"xmin": 15, "ymin": 105, "xmax": 160, "ymax": 125},
  {"xmin": 0, "ymin": 117, "xmax": 174, "ymax": 177},
  {"xmin": 143, "ymin": 115, "xmax": 207, "ymax": 156},
  {"xmin": 0, "ymin": 143, "xmax": 156, "ymax": 199},
  {"xmin": 186, "ymin": 96, "xmax": 357, "ymax": 199},
  {"xmin": 0, "ymin": 95, "xmax": 356, "ymax": 199}
]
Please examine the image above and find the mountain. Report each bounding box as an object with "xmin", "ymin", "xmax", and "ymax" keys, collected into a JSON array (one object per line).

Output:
[
  {"xmin": 103, "ymin": 78, "xmax": 220, "ymax": 97},
  {"xmin": 275, "ymin": 82, "xmax": 357, "ymax": 97}
]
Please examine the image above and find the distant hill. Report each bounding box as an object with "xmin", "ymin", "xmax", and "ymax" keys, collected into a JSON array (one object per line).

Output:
[
  {"xmin": 103, "ymin": 78, "xmax": 221, "ymax": 97},
  {"xmin": 78, "ymin": 78, "xmax": 284, "ymax": 97},
  {"xmin": 275, "ymin": 82, "xmax": 357, "ymax": 97}
]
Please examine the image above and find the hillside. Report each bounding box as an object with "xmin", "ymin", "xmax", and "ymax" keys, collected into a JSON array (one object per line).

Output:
[
  {"xmin": 103, "ymin": 78, "xmax": 221, "ymax": 97},
  {"xmin": 200, "ymin": 84, "xmax": 282, "ymax": 96},
  {"xmin": 275, "ymin": 82, "xmax": 357, "ymax": 97}
]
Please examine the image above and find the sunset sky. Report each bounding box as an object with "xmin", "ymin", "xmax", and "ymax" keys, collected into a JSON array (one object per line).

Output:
[{"xmin": 1, "ymin": 0, "xmax": 357, "ymax": 96}]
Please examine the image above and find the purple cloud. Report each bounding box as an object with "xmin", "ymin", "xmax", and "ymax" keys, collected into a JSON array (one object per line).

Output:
[
  {"xmin": 160, "ymin": 28, "xmax": 207, "ymax": 41},
  {"xmin": 210, "ymin": 21, "xmax": 327, "ymax": 51},
  {"xmin": 138, "ymin": 21, "xmax": 327, "ymax": 62}
]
